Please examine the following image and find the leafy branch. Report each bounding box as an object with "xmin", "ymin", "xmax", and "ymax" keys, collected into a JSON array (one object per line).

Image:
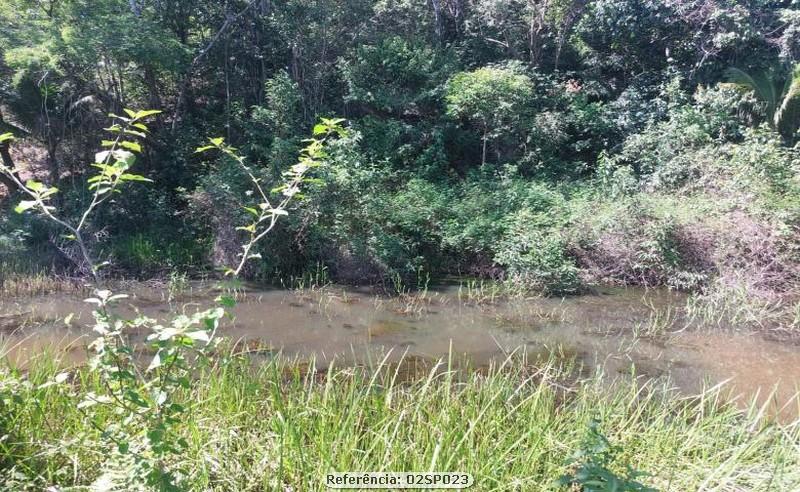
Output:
[
  {"xmin": 0, "ymin": 109, "xmax": 159, "ymax": 281},
  {"xmin": 196, "ymin": 117, "xmax": 346, "ymax": 276}
]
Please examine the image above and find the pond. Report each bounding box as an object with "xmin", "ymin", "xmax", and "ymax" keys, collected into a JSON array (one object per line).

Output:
[{"xmin": 2, "ymin": 281, "xmax": 799, "ymax": 420}]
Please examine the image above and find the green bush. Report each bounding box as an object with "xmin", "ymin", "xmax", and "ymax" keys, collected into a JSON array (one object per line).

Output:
[{"xmin": 495, "ymin": 209, "xmax": 580, "ymax": 294}]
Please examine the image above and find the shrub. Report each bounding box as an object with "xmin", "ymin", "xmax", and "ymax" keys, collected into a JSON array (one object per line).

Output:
[
  {"xmin": 568, "ymin": 196, "xmax": 713, "ymax": 290},
  {"xmin": 495, "ymin": 209, "xmax": 580, "ymax": 294}
]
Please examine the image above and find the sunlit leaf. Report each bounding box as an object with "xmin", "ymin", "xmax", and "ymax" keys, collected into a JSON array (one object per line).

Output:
[
  {"xmin": 25, "ymin": 180, "xmax": 44, "ymax": 192},
  {"xmin": 120, "ymin": 173, "xmax": 152, "ymax": 182},
  {"xmin": 119, "ymin": 141, "xmax": 142, "ymax": 153},
  {"xmin": 134, "ymin": 109, "xmax": 162, "ymax": 119},
  {"xmin": 147, "ymin": 351, "xmax": 162, "ymax": 372},
  {"xmin": 14, "ymin": 200, "xmax": 37, "ymax": 213},
  {"xmin": 123, "ymin": 129, "xmax": 146, "ymax": 138},
  {"xmin": 95, "ymin": 150, "xmax": 112, "ymax": 163},
  {"xmin": 186, "ymin": 330, "xmax": 210, "ymax": 342}
]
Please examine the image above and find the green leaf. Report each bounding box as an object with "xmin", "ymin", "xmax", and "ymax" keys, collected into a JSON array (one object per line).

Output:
[
  {"xmin": 14, "ymin": 200, "xmax": 37, "ymax": 213},
  {"xmin": 147, "ymin": 429, "xmax": 164, "ymax": 444},
  {"xmin": 216, "ymin": 295, "xmax": 236, "ymax": 308},
  {"xmin": 120, "ymin": 173, "xmax": 153, "ymax": 183},
  {"xmin": 122, "ymin": 129, "xmax": 147, "ymax": 138},
  {"xmin": 210, "ymin": 137, "xmax": 225, "ymax": 146},
  {"xmin": 124, "ymin": 389, "xmax": 150, "ymax": 408},
  {"xmin": 0, "ymin": 132, "xmax": 15, "ymax": 143},
  {"xmin": 122, "ymin": 108, "xmax": 137, "ymax": 119},
  {"xmin": 322, "ymin": 117, "xmax": 345, "ymax": 126},
  {"xmin": 134, "ymin": 109, "xmax": 162, "ymax": 119},
  {"xmin": 109, "ymin": 113, "xmax": 131, "ymax": 123},
  {"xmin": 25, "ymin": 180, "xmax": 45, "ymax": 192},
  {"xmin": 243, "ymin": 206, "xmax": 260, "ymax": 217},
  {"xmin": 119, "ymin": 141, "xmax": 142, "ymax": 153},
  {"xmin": 40, "ymin": 186, "xmax": 59, "ymax": 198},
  {"xmin": 111, "ymin": 150, "xmax": 136, "ymax": 167}
]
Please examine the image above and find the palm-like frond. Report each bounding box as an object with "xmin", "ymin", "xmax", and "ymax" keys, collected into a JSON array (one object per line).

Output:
[
  {"xmin": 725, "ymin": 67, "xmax": 780, "ymax": 120},
  {"xmin": 725, "ymin": 65, "xmax": 800, "ymax": 143}
]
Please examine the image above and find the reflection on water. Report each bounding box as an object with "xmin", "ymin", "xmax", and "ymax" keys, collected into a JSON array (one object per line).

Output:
[{"xmin": 2, "ymin": 282, "xmax": 799, "ymax": 419}]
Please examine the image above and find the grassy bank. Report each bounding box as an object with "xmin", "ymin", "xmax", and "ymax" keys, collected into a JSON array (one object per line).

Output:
[{"xmin": 1, "ymin": 351, "xmax": 798, "ymax": 491}]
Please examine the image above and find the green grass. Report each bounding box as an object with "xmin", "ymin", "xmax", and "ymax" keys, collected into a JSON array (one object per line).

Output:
[{"xmin": 1, "ymin": 349, "xmax": 798, "ymax": 491}]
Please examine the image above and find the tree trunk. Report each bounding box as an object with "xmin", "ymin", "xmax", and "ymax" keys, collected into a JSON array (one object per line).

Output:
[
  {"xmin": 0, "ymin": 140, "xmax": 21, "ymax": 194},
  {"xmin": 431, "ymin": 0, "xmax": 443, "ymax": 42},
  {"xmin": 482, "ymin": 127, "xmax": 488, "ymax": 166}
]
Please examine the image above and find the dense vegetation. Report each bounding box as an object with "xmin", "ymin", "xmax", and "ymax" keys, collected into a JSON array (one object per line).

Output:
[{"xmin": 0, "ymin": 0, "xmax": 798, "ymax": 310}]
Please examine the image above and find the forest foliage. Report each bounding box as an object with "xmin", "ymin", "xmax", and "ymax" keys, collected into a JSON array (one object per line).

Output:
[{"xmin": 0, "ymin": 0, "xmax": 798, "ymax": 306}]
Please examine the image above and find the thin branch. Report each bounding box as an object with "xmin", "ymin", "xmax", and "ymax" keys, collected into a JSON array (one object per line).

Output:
[{"xmin": 171, "ymin": 1, "xmax": 257, "ymax": 132}]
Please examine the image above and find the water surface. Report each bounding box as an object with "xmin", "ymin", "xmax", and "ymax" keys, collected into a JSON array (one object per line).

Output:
[{"xmin": 2, "ymin": 282, "xmax": 799, "ymax": 419}]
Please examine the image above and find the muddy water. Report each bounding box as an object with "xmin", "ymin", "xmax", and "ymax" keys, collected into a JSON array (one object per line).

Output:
[{"xmin": 2, "ymin": 283, "xmax": 799, "ymax": 419}]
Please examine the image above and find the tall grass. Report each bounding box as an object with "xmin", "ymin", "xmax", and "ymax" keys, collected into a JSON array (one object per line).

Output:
[
  {"xmin": 0, "ymin": 258, "xmax": 84, "ymax": 297},
  {"xmin": 1, "ymin": 349, "xmax": 798, "ymax": 491}
]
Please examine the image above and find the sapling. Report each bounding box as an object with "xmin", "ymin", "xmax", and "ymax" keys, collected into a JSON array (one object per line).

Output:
[
  {"xmin": 0, "ymin": 112, "xmax": 346, "ymax": 490},
  {"xmin": 0, "ymin": 109, "xmax": 158, "ymax": 281}
]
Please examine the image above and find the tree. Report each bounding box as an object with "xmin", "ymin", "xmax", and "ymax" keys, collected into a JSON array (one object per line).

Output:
[{"xmin": 446, "ymin": 64, "xmax": 534, "ymax": 165}]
